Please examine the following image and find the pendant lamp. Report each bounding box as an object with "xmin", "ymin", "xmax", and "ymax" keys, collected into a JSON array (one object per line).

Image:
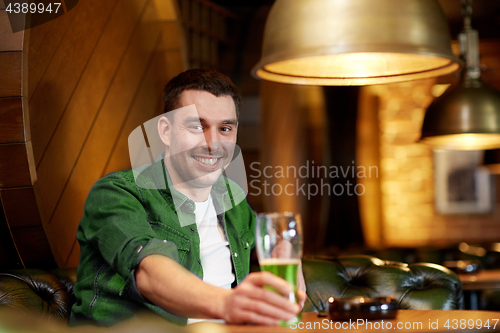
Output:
[
  {"xmin": 420, "ymin": 0, "xmax": 500, "ymax": 150},
  {"xmin": 251, "ymin": 0, "xmax": 461, "ymax": 86}
]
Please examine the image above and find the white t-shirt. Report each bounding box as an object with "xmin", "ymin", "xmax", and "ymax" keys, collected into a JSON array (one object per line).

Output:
[{"xmin": 187, "ymin": 194, "xmax": 235, "ymax": 324}]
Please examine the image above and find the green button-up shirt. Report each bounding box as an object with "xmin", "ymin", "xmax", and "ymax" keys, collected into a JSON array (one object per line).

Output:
[{"xmin": 70, "ymin": 159, "xmax": 256, "ymax": 326}]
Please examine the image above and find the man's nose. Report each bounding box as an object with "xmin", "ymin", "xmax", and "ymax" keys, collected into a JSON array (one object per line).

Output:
[{"xmin": 203, "ymin": 127, "xmax": 221, "ymax": 151}]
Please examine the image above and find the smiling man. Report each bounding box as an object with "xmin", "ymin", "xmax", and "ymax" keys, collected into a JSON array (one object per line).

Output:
[
  {"xmin": 158, "ymin": 89, "xmax": 237, "ymax": 202},
  {"xmin": 70, "ymin": 69, "xmax": 305, "ymax": 327}
]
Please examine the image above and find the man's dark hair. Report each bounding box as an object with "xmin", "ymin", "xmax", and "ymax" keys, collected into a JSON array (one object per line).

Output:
[{"xmin": 163, "ymin": 69, "xmax": 241, "ymax": 117}]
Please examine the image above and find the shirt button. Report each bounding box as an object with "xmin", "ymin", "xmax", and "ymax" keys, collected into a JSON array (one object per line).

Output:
[
  {"xmin": 234, "ymin": 253, "xmax": 238, "ymax": 258},
  {"xmin": 197, "ymin": 260, "xmax": 201, "ymax": 265},
  {"xmin": 190, "ymin": 228, "xmax": 195, "ymax": 232}
]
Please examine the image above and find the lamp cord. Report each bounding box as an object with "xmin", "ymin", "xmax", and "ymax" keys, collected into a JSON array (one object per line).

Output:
[
  {"xmin": 459, "ymin": 0, "xmax": 481, "ymax": 80},
  {"xmin": 460, "ymin": 0, "xmax": 473, "ymax": 30}
]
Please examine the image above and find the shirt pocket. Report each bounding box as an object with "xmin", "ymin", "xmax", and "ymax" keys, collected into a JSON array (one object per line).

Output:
[
  {"xmin": 238, "ymin": 228, "xmax": 255, "ymax": 251},
  {"xmin": 149, "ymin": 221, "xmax": 191, "ymax": 264}
]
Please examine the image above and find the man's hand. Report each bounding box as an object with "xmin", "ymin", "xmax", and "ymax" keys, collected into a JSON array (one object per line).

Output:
[
  {"xmin": 219, "ymin": 271, "xmax": 304, "ymax": 326},
  {"xmin": 136, "ymin": 255, "xmax": 306, "ymax": 325}
]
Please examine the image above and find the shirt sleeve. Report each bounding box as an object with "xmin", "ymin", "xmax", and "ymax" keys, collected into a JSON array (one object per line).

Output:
[{"xmin": 79, "ymin": 172, "xmax": 181, "ymax": 306}]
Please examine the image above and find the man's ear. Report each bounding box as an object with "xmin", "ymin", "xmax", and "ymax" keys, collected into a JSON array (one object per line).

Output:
[{"xmin": 158, "ymin": 115, "xmax": 171, "ymax": 147}]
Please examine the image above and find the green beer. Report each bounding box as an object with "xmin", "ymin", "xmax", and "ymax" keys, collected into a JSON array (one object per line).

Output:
[{"xmin": 260, "ymin": 258, "xmax": 301, "ymax": 326}]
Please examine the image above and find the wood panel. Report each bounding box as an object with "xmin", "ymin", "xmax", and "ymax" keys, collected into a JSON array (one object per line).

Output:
[
  {"xmin": 27, "ymin": 7, "xmax": 78, "ymax": 101},
  {"xmin": 0, "ymin": 143, "xmax": 31, "ymax": 188},
  {"xmin": 0, "ymin": 52, "xmax": 22, "ymax": 96},
  {"xmin": 103, "ymin": 52, "xmax": 167, "ymax": 176},
  {"xmin": 103, "ymin": 22, "xmax": 188, "ymax": 175},
  {"xmin": 35, "ymin": 0, "xmax": 149, "ymax": 224},
  {"xmin": 29, "ymin": 0, "xmax": 119, "ymax": 166},
  {"xmin": 102, "ymin": 94, "xmax": 164, "ymax": 176},
  {"xmin": 61, "ymin": 53, "xmax": 165, "ymax": 266},
  {"xmin": 0, "ymin": 98, "xmax": 24, "ymax": 143},
  {"xmin": 101, "ymin": 20, "xmax": 188, "ymax": 177},
  {"xmin": 63, "ymin": 49, "xmax": 166, "ymax": 267},
  {"xmin": 0, "ymin": 10, "xmax": 23, "ymax": 51}
]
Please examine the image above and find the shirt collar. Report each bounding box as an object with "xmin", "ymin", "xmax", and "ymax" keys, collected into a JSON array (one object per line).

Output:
[{"xmin": 160, "ymin": 158, "xmax": 229, "ymax": 212}]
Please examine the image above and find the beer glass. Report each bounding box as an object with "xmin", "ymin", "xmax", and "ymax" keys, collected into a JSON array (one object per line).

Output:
[{"xmin": 255, "ymin": 212, "xmax": 302, "ymax": 326}]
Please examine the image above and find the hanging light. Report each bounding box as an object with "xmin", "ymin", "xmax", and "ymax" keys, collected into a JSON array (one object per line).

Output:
[
  {"xmin": 420, "ymin": 0, "xmax": 500, "ymax": 150},
  {"xmin": 251, "ymin": 0, "xmax": 461, "ymax": 86}
]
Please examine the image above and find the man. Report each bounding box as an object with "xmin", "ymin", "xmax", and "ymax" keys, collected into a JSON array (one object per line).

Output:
[{"xmin": 70, "ymin": 69, "xmax": 305, "ymax": 326}]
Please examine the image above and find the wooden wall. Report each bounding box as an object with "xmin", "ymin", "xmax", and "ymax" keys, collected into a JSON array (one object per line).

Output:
[{"xmin": 0, "ymin": 0, "xmax": 187, "ymax": 268}]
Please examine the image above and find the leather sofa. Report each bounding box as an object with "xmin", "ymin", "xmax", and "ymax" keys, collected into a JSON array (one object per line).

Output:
[
  {"xmin": 0, "ymin": 255, "xmax": 463, "ymax": 325},
  {"xmin": 302, "ymin": 255, "xmax": 464, "ymax": 312},
  {"xmin": 0, "ymin": 267, "xmax": 77, "ymax": 320}
]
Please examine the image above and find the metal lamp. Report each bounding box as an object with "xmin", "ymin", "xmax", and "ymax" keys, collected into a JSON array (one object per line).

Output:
[
  {"xmin": 251, "ymin": 0, "xmax": 461, "ymax": 86},
  {"xmin": 420, "ymin": 0, "xmax": 500, "ymax": 150}
]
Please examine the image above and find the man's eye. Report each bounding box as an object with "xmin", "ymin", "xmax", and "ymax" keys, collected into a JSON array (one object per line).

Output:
[
  {"xmin": 220, "ymin": 126, "xmax": 232, "ymax": 132},
  {"xmin": 190, "ymin": 125, "xmax": 203, "ymax": 131}
]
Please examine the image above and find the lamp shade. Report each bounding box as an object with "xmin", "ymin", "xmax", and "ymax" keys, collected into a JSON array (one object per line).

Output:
[
  {"xmin": 420, "ymin": 79, "xmax": 500, "ymax": 150},
  {"xmin": 252, "ymin": 0, "xmax": 461, "ymax": 86}
]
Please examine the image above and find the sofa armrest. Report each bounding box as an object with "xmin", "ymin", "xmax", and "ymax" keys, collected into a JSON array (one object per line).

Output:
[{"xmin": 0, "ymin": 268, "xmax": 77, "ymax": 320}]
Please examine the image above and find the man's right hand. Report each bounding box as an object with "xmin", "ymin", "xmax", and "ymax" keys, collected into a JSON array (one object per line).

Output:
[
  {"xmin": 136, "ymin": 255, "xmax": 303, "ymax": 325},
  {"xmin": 218, "ymin": 271, "xmax": 301, "ymax": 326}
]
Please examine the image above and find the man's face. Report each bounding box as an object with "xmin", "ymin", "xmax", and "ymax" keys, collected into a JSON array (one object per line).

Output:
[{"xmin": 163, "ymin": 90, "xmax": 238, "ymax": 191}]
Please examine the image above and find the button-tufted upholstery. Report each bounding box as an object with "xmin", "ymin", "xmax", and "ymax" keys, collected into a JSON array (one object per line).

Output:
[
  {"xmin": 0, "ymin": 268, "xmax": 77, "ymax": 320},
  {"xmin": 302, "ymin": 255, "xmax": 464, "ymax": 313}
]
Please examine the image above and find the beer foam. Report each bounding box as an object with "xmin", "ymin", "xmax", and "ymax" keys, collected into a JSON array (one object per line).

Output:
[{"xmin": 259, "ymin": 258, "xmax": 301, "ymax": 265}]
